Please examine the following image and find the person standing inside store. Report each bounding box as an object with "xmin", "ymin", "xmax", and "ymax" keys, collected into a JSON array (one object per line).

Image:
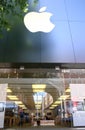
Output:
[{"xmin": 18, "ymin": 108, "xmax": 24, "ymax": 126}]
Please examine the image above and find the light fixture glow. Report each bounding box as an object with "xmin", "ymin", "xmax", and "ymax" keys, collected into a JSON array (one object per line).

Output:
[
  {"xmin": 15, "ymin": 101, "xmax": 23, "ymax": 104},
  {"xmin": 59, "ymin": 95, "xmax": 69, "ymax": 100},
  {"xmin": 65, "ymin": 88, "xmax": 71, "ymax": 92},
  {"xmin": 32, "ymin": 84, "xmax": 46, "ymax": 93},
  {"xmin": 7, "ymin": 89, "xmax": 12, "ymax": 93},
  {"xmin": 32, "ymin": 84, "xmax": 46, "ymax": 89},
  {"xmin": 49, "ymin": 107, "xmax": 54, "ymax": 109},
  {"xmin": 8, "ymin": 97, "xmax": 19, "ymax": 100},
  {"xmin": 7, "ymin": 95, "xmax": 18, "ymax": 100},
  {"xmin": 18, "ymin": 104, "xmax": 25, "ymax": 107},
  {"xmin": 35, "ymin": 106, "xmax": 41, "ymax": 108},
  {"xmin": 33, "ymin": 89, "xmax": 45, "ymax": 92},
  {"xmin": 22, "ymin": 106, "xmax": 27, "ymax": 109},
  {"xmin": 51, "ymin": 104, "xmax": 58, "ymax": 107},
  {"xmin": 35, "ymin": 101, "xmax": 42, "ymax": 104},
  {"xmin": 54, "ymin": 101, "xmax": 61, "ymax": 104},
  {"xmin": 7, "ymin": 95, "xmax": 17, "ymax": 98}
]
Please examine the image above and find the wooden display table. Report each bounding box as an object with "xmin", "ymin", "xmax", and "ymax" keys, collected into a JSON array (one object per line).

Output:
[
  {"xmin": 5, "ymin": 116, "xmax": 16, "ymax": 127},
  {"xmin": 34, "ymin": 120, "xmax": 55, "ymax": 126},
  {"xmin": 40, "ymin": 120, "xmax": 55, "ymax": 126}
]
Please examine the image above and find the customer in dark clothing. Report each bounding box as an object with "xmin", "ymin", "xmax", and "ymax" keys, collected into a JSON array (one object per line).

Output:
[
  {"xmin": 37, "ymin": 118, "xmax": 40, "ymax": 126},
  {"xmin": 18, "ymin": 109, "xmax": 24, "ymax": 126}
]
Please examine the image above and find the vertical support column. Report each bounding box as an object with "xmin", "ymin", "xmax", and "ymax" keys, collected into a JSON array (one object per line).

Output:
[
  {"xmin": 64, "ymin": 100, "xmax": 67, "ymax": 118},
  {"xmin": 83, "ymin": 99, "xmax": 85, "ymax": 110},
  {"xmin": 42, "ymin": 93, "xmax": 45, "ymax": 119},
  {"xmin": 0, "ymin": 84, "xmax": 8, "ymax": 128},
  {"xmin": 36, "ymin": 93, "xmax": 38, "ymax": 119},
  {"xmin": 60, "ymin": 99, "xmax": 63, "ymax": 126}
]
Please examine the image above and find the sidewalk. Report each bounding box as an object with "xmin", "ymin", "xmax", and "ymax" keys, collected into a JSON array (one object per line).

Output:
[{"xmin": 3, "ymin": 126, "xmax": 85, "ymax": 130}]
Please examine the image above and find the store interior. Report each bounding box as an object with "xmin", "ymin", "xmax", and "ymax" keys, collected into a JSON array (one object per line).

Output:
[{"xmin": 0, "ymin": 66, "xmax": 85, "ymax": 128}]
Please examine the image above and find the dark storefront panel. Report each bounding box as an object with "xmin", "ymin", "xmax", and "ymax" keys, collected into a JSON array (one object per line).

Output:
[{"xmin": 0, "ymin": 0, "xmax": 85, "ymax": 63}]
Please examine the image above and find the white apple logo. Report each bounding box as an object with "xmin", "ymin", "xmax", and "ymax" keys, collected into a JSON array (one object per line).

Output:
[{"xmin": 24, "ymin": 7, "xmax": 55, "ymax": 33}]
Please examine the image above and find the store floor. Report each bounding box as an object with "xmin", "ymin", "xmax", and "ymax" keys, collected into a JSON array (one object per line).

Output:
[{"xmin": 3, "ymin": 126, "xmax": 85, "ymax": 130}]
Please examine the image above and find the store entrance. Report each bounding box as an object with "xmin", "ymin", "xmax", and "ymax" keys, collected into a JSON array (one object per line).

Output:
[
  {"xmin": 0, "ymin": 69, "xmax": 85, "ymax": 128},
  {"xmin": 3, "ymin": 78, "xmax": 72, "ymax": 129}
]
